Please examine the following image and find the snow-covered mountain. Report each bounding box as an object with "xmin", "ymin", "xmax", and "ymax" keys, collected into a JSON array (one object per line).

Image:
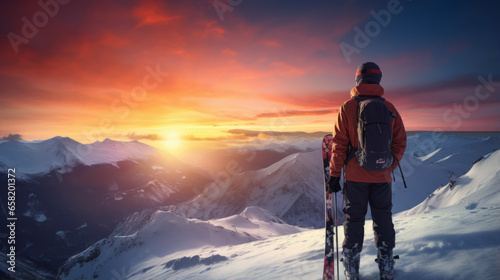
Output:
[
  {"xmin": 1, "ymin": 132, "xmax": 499, "ymax": 279},
  {"xmin": 405, "ymin": 149, "xmax": 500, "ymax": 215},
  {"xmin": 0, "ymin": 136, "xmax": 159, "ymax": 176},
  {"xmin": 389, "ymin": 132, "xmax": 499, "ymax": 213},
  {"xmin": 60, "ymin": 143, "xmax": 500, "ymax": 280},
  {"xmin": 57, "ymin": 134, "xmax": 500, "ymax": 280},
  {"xmin": 172, "ymin": 150, "xmax": 326, "ymax": 228},
  {"xmin": 190, "ymin": 137, "xmax": 320, "ymax": 173},
  {"xmin": 0, "ymin": 137, "xmax": 211, "ymax": 278},
  {"xmin": 57, "ymin": 206, "xmax": 306, "ymax": 279},
  {"xmin": 171, "ymin": 132, "xmax": 499, "ymax": 228}
]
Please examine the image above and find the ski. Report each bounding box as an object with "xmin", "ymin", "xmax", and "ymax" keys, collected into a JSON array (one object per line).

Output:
[{"xmin": 322, "ymin": 134, "xmax": 335, "ymax": 280}]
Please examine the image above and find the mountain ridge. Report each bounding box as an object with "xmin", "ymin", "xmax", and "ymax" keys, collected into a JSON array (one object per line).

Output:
[
  {"xmin": 57, "ymin": 133, "xmax": 500, "ymax": 280},
  {"xmin": 0, "ymin": 136, "xmax": 160, "ymax": 176},
  {"xmin": 171, "ymin": 150, "xmax": 325, "ymax": 228}
]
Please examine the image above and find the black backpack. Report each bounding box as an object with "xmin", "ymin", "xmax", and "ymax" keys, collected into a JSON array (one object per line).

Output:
[{"xmin": 349, "ymin": 96, "xmax": 396, "ymax": 170}]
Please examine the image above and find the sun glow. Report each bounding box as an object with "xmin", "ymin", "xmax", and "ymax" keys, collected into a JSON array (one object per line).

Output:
[{"xmin": 163, "ymin": 132, "xmax": 182, "ymax": 151}]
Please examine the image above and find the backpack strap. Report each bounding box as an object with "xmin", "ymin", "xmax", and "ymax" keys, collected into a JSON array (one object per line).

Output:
[
  {"xmin": 392, "ymin": 154, "xmax": 408, "ymax": 188},
  {"xmin": 345, "ymin": 142, "xmax": 356, "ymax": 166}
]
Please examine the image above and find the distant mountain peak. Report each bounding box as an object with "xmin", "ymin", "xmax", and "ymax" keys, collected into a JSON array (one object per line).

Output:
[
  {"xmin": 44, "ymin": 136, "xmax": 78, "ymax": 145},
  {"xmin": 0, "ymin": 136, "xmax": 159, "ymax": 176}
]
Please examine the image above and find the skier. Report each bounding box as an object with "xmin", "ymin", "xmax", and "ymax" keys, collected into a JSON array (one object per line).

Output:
[{"xmin": 326, "ymin": 62, "xmax": 407, "ymax": 280}]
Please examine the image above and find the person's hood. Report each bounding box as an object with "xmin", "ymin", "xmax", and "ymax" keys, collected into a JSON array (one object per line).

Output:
[{"xmin": 350, "ymin": 84, "xmax": 384, "ymax": 97}]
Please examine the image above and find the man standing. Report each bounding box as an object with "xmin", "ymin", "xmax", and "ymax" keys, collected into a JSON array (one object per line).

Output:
[{"xmin": 326, "ymin": 62, "xmax": 406, "ymax": 280}]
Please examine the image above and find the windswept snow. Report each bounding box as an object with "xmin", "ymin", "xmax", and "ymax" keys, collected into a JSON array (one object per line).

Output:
[
  {"xmin": 406, "ymin": 150, "xmax": 500, "ymax": 215},
  {"xmin": 58, "ymin": 207, "xmax": 306, "ymax": 279},
  {"xmin": 391, "ymin": 132, "xmax": 500, "ymax": 213},
  {"xmin": 210, "ymin": 206, "xmax": 306, "ymax": 239},
  {"xmin": 59, "ymin": 206, "xmax": 500, "ymax": 280}
]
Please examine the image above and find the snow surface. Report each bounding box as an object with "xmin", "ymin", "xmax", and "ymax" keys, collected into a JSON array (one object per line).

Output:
[
  {"xmin": 172, "ymin": 132, "xmax": 499, "ymax": 227},
  {"xmin": 0, "ymin": 136, "xmax": 158, "ymax": 176},
  {"xmin": 172, "ymin": 150, "xmax": 325, "ymax": 227},
  {"xmin": 59, "ymin": 207, "xmax": 306, "ymax": 279},
  {"xmin": 406, "ymin": 150, "xmax": 500, "ymax": 214},
  {"xmin": 390, "ymin": 132, "xmax": 500, "ymax": 213},
  {"xmin": 59, "ymin": 132, "xmax": 500, "ymax": 280}
]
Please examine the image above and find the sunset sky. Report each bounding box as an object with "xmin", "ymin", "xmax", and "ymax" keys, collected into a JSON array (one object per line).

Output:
[{"xmin": 1, "ymin": 0, "xmax": 499, "ymax": 154}]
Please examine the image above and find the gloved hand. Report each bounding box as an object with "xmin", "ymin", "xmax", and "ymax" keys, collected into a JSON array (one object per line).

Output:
[{"xmin": 326, "ymin": 176, "xmax": 342, "ymax": 193}]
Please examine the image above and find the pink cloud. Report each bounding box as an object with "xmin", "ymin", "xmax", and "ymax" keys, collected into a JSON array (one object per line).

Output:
[{"xmin": 133, "ymin": 0, "xmax": 180, "ymax": 27}]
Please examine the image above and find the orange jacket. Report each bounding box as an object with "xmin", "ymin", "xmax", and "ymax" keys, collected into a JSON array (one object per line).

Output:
[{"xmin": 329, "ymin": 84, "xmax": 407, "ymax": 183}]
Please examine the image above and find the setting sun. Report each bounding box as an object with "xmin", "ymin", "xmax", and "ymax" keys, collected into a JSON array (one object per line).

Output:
[{"xmin": 163, "ymin": 132, "xmax": 182, "ymax": 151}]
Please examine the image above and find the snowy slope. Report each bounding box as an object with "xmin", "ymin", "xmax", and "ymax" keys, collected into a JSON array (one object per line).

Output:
[
  {"xmin": 172, "ymin": 133, "xmax": 499, "ymax": 226},
  {"xmin": 59, "ymin": 142, "xmax": 500, "ymax": 280},
  {"xmin": 172, "ymin": 150, "xmax": 325, "ymax": 227},
  {"xmin": 390, "ymin": 133, "xmax": 500, "ymax": 213},
  {"xmin": 0, "ymin": 137, "xmax": 210, "ymax": 277},
  {"xmin": 58, "ymin": 206, "xmax": 500, "ymax": 280},
  {"xmin": 0, "ymin": 136, "xmax": 158, "ymax": 176},
  {"xmin": 405, "ymin": 149, "xmax": 500, "ymax": 214},
  {"xmin": 58, "ymin": 207, "xmax": 306, "ymax": 279}
]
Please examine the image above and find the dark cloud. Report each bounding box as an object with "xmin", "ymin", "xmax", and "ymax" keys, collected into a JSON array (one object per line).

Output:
[
  {"xmin": 1, "ymin": 133, "xmax": 23, "ymax": 141},
  {"xmin": 388, "ymin": 74, "xmax": 500, "ymax": 109}
]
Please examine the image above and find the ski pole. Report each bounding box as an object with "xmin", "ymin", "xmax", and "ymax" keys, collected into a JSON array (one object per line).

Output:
[{"xmin": 334, "ymin": 191, "xmax": 339, "ymax": 280}]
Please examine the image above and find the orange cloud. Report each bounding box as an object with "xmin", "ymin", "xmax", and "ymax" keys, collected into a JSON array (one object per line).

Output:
[
  {"xmin": 255, "ymin": 109, "xmax": 337, "ymax": 119},
  {"xmin": 264, "ymin": 41, "xmax": 281, "ymax": 47},
  {"xmin": 133, "ymin": 0, "xmax": 180, "ymax": 27},
  {"xmin": 126, "ymin": 132, "xmax": 162, "ymax": 141}
]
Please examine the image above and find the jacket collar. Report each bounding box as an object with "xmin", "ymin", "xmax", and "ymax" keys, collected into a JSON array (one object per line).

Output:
[{"xmin": 350, "ymin": 84, "xmax": 384, "ymax": 98}]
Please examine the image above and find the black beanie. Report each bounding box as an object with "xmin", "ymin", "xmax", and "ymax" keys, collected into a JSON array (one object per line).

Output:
[{"xmin": 355, "ymin": 62, "xmax": 382, "ymax": 85}]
